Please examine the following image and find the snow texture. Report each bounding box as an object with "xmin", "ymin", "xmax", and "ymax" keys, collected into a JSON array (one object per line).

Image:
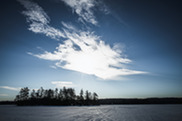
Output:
[{"xmin": 0, "ymin": 105, "xmax": 182, "ymax": 121}]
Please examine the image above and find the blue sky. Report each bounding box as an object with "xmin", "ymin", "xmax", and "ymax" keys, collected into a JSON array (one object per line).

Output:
[{"xmin": 0, "ymin": 0, "xmax": 182, "ymax": 101}]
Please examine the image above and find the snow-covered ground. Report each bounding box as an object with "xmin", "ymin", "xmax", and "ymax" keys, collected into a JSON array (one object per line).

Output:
[{"xmin": 0, "ymin": 105, "xmax": 182, "ymax": 121}]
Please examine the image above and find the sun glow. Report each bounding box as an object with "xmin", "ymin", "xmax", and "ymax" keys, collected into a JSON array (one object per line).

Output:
[{"xmin": 64, "ymin": 51, "xmax": 100, "ymax": 75}]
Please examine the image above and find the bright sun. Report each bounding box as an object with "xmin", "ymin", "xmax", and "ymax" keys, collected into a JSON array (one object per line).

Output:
[{"xmin": 67, "ymin": 52, "xmax": 99, "ymax": 75}]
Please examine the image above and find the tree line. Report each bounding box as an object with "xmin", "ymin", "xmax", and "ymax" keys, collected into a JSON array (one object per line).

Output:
[{"xmin": 15, "ymin": 87, "xmax": 99, "ymax": 106}]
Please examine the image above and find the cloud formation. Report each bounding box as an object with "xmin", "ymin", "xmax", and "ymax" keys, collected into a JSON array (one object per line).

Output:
[
  {"xmin": 19, "ymin": 0, "xmax": 146, "ymax": 80},
  {"xmin": 51, "ymin": 81, "xmax": 75, "ymax": 87},
  {"xmin": 0, "ymin": 86, "xmax": 21, "ymax": 91},
  {"xmin": 18, "ymin": 0, "xmax": 65, "ymax": 40},
  {"xmin": 61, "ymin": 0, "xmax": 98, "ymax": 25},
  {"xmin": 30, "ymin": 23, "xmax": 146, "ymax": 79}
]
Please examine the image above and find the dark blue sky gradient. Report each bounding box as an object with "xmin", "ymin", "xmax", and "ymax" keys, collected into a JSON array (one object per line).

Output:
[{"xmin": 0, "ymin": 0, "xmax": 182, "ymax": 100}]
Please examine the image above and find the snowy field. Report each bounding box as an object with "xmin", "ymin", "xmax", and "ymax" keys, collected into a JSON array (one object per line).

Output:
[{"xmin": 0, "ymin": 105, "xmax": 182, "ymax": 121}]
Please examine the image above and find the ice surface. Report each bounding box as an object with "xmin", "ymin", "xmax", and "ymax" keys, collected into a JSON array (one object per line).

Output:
[{"xmin": 0, "ymin": 105, "xmax": 182, "ymax": 121}]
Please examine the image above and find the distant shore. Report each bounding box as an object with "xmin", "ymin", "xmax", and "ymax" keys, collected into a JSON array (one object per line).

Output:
[
  {"xmin": 1, "ymin": 97, "xmax": 182, "ymax": 105},
  {"xmin": 98, "ymin": 97, "xmax": 182, "ymax": 105}
]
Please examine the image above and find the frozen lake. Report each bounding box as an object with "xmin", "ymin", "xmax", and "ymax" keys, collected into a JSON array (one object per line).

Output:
[{"xmin": 0, "ymin": 105, "xmax": 182, "ymax": 121}]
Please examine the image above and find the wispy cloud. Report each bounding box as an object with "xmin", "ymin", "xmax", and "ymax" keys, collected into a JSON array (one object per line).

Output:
[
  {"xmin": 0, "ymin": 86, "xmax": 21, "ymax": 91},
  {"xmin": 18, "ymin": 0, "xmax": 146, "ymax": 80},
  {"xmin": 50, "ymin": 65, "xmax": 57, "ymax": 69},
  {"xmin": 0, "ymin": 94, "xmax": 8, "ymax": 96},
  {"xmin": 61, "ymin": 0, "xmax": 98, "ymax": 25},
  {"xmin": 51, "ymin": 81, "xmax": 75, "ymax": 87},
  {"xmin": 17, "ymin": 0, "xmax": 65, "ymax": 40}
]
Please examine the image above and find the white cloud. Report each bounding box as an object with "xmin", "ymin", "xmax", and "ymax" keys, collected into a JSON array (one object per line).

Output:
[
  {"xmin": 17, "ymin": 0, "xmax": 65, "ymax": 40},
  {"xmin": 61, "ymin": 0, "xmax": 98, "ymax": 25},
  {"xmin": 0, "ymin": 94, "xmax": 8, "ymax": 96},
  {"xmin": 50, "ymin": 65, "xmax": 57, "ymax": 69},
  {"xmin": 29, "ymin": 51, "xmax": 62, "ymax": 61},
  {"xmin": 61, "ymin": 0, "xmax": 110, "ymax": 25},
  {"xmin": 51, "ymin": 81, "xmax": 75, "ymax": 87},
  {"xmin": 0, "ymin": 86, "xmax": 21, "ymax": 91},
  {"xmin": 31, "ymin": 23, "xmax": 146, "ymax": 80}
]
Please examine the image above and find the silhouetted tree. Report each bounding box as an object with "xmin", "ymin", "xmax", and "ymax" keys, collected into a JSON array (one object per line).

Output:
[
  {"xmin": 58, "ymin": 89, "xmax": 63, "ymax": 100},
  {"xmin": 15, "ymin": 95, "xmax": 20, "ymax": 101},
  {"xmin": 63, "ymin": 87, "xmax": 68, "ymax": 100},
  {"xmin": 31, "ymin": 89, "xmax": 36, "ymax": 99},
  {"xmin": 39, "ymin": 87, "xmax": 44, "ymax": 98},
  {"xmin": 35, "ymin": 87, "xmax": 44, "ymax": 99},
  {"xmin": 85, "ymin": 90, "xmax": 90, "ymax": 102},
  {"xmin": 92, "ymin": 92, "xmax": 98, "ymax": 105},
  {"xmin": 47, "ymin": 89, "xmax": 54, "ymax": 99},
  {"xmin": 93, "ymin": 92, "xmax": 98, "ymax": 101},
  {"xmin": 54, "ymin": 88, "xmax": 58, "ymax": 99},
  {"xmin": 67, "ymin": 88, "xmax": 76, "ymax": 100},
  {"xmin": 80, "ymin": 89, "xmax": 84, "ymax": 101},
  {"xmin": 19, "ymin": 87, "xmax": 30, "ymax": 100},
  {"xmin": 36, "ymin": 89, "xmax": 40, "ymax": 99},
  {"xmin": 44, "ymin": 89, "xmax": 48, "ymax": 98}
]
